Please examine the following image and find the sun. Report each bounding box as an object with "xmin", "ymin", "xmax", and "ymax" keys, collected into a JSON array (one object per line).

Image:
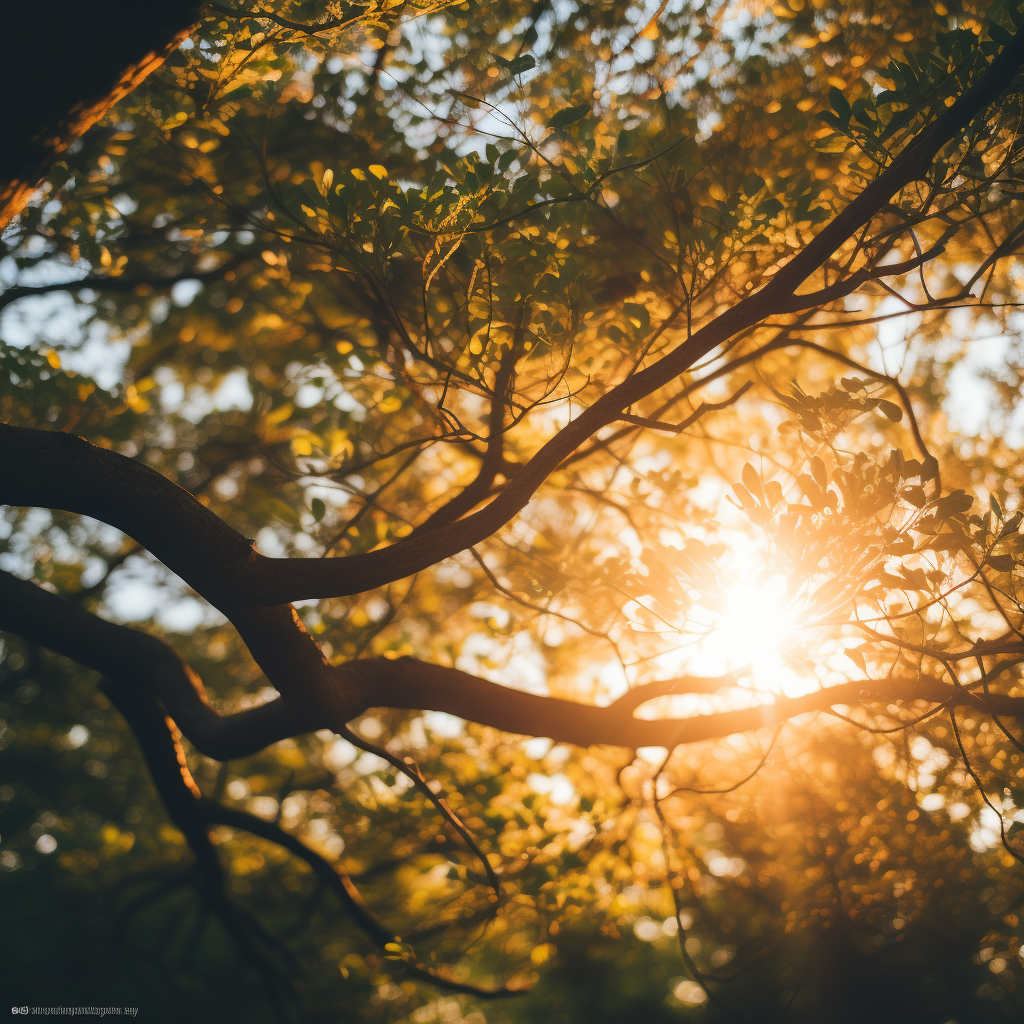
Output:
[
  {"xmin": 688, "ymin": 547, "xmax": 817, "ymax": 699},
  {"xmin": 717, "ymin": 573, "xmax": 794, "ymax": 675}
]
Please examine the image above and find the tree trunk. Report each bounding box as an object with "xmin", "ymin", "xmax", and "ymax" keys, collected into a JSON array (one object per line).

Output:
[{"xmin": 0, "ymin": 0, "xmax": 203, "ymax": 230}]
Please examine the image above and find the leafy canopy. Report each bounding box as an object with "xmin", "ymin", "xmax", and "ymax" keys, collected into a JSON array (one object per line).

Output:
[{"xmin": 5, "ymin": 0, "xmax": 1024, "ymax": 1021}]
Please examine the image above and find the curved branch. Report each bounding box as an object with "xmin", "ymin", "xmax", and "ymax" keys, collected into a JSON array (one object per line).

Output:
[
  {"xmin": 99, "ymin": 658, "xmax": 514, "ymax": 999},
  {"xmin": 0, "ymin": 568, "xmax": 305, "ymax": 760},
  {"xmin": 345, "ymin": 657, "xmax": 1024, "ymax": 749},
  {"xmin": 202, "ymin": 802, "xmax": 519, "ymax": 998},
  {"xmin": 6, "ymin": 563, "xmax": 1024, "ymax": 762}
]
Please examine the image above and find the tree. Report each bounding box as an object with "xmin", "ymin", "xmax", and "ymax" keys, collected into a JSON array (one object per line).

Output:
[
  {"xmin": 0, "ymin": 0, "xmax": 204, "ymax": 231},
  {"xmin": 4, "ymin": 1, "xmax": 1024, "ymax": 1020}
]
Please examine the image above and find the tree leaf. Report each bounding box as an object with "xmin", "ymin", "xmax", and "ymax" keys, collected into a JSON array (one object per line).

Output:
[
  {"xmin": 986, "ymin": 553, "xmax": 1015, "ymax": 573},
  {"xmin": 828, "ymin": 86, "xmax": 851, "ymax": 124},
  {"xmin": 508, "ymin": 54, "xmax": 536, "ymax": 75},
  {"xmin": 548, "ymin": 103, "xmax": 591, "ymax": 130},
  {"xmin": 810, "ymin": 456, "xmax": 827, "ymax": 492}
]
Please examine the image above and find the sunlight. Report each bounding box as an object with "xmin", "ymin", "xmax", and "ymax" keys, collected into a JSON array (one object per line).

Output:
[
  {"xmin": 691, "ymin": 555, "xmax": 818, "ymax": 698},
  {"xmin": 719, "ymin": 574, "xmax": 792, "ymax": 671}
]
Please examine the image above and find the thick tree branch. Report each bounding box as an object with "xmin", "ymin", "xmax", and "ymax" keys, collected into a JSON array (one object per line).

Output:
[
  {"xmin": 0, "ymin": 1, "xmax": 203, "ymax": 230},
  {"xmin": 345, "ymin": 657, "xmax": 1024, "ymax": 748},
  {"xmin": 0, "ymin": 568, "xmax": 305, "ymax": 760},
  {"xmin": 6, "ymin": 565, "xmax": 1024, "ymax": 771}
]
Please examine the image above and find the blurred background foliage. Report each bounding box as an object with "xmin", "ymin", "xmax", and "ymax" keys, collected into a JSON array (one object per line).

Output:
[{"xmin": 5, "ymin": 0, "xmax": 1024, "ymax": 1020}]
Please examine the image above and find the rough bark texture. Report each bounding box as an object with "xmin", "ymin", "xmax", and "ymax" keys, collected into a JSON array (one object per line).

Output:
[{"xmin": 0, "ymin": 0, "xmax": 203, "ymax": 230}]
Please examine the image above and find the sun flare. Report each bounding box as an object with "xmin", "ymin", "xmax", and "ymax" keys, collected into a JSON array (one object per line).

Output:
[
  {"xmin": 718, "ymin": 574, "xmax": 792, "ymax": 668},
  {"xmin": 689, "ymin": 550, "xmax": 818, "ymax": 699}
]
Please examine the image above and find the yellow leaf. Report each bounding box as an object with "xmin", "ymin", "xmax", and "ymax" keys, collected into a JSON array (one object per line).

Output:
[
  {"xmin": 45, "ymin": 350, "xmax": 61, "ymax": 369},
  {"xmin": 266, "ymin": 403, "xmax": 294, "ymax": 426},
  {"xmin": 329, "ymin": 430, "xmax": 354, "ymax": 459},
  {"xmin": 708, "ymin": 183, "xmax": 726, "ymax": 202},
  {"xmin": 368, "ymin": 164, "xmax": 388, "ymax": 179},
  {"xmin": 531, "ymin": 943, "xmax": 555, "ymax": 964}
]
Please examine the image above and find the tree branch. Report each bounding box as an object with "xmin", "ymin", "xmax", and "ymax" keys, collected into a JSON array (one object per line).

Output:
[
  {"xmin": 0, "ymin": 568, "xmax": 305, "ymax": 760},
  {"xmin": 0, "ymin": 0, "xmax": 203, "ymax": 230},
  {"xmin": 345, "ymin": 657, "xmax": 1024, "ymax": 748},
  {"xmin": 0, "ymin": 253, "xmax": 252, "ymax": 314},
  {"xmin": 618, "ymin": 381, "xmax": 753, "ymax": 434}
]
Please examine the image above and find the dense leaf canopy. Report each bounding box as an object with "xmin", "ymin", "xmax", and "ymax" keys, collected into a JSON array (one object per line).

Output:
[{"xmin": 5, "ymin": 1, "xmax": 1024, "ymax": 1021}]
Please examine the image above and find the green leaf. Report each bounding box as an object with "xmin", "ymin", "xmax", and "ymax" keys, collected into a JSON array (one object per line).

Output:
[
  {"xmin": 755, "ymin": 197, "xmax": 784, "ymax": 218},
  {"xmin": 268, "ymin": 498, "xmax": 301, "ymax": 529},
  {"xmin": 731, "ymin": 483, "xmax": 757, "ymax": 510},
  {"xmin": 548, "ymin": 103, "xmax": 591, "ymax": 130},
  {"xmin": 902, "ymin": 485, "xmax": 926, "ymax": 508},
  {"xmin": 828, "ymin": 87, "xmax": 851, "ymax": 124},
  {"xmin": 998, "ymin": 511, "xmax": 1022, "ymax": 539},
  {"xmin": 818, "ymin": 111, "xmax": 846, "ymax": 133},
  {"xmin": 508, "ymin": 54, "xmax": 536, "ymax": 75},
  {"xmin": 451, "ymin": 90, "xmax": 483, "ymax": 108},
  {"xmin": 990, "ymin": 493, "xmax": 1003, "ymax": 518},
  {"xmin": 935, "ymin": 490, "xmax": 973, "ymax": 518},
  {"xmin": 311, "ymin": 497, "xmax": 326, "ymax": 522},
  {"xmin": 741, "ymin": 463, "xmax": 763, "ymax": 501}
]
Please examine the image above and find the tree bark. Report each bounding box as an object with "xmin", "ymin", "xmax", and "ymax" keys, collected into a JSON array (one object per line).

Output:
[
  {"xmin": 0, "ymin": 0, "xmax": 203, "ymax": 230},
  {"xmin": 4, "ymin": 567, "xmax": 1023, "ymax": 758}
]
